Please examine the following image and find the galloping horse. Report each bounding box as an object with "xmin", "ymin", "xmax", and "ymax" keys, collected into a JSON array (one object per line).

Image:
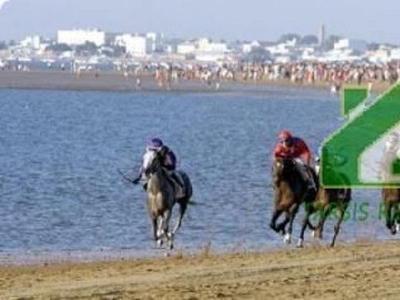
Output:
[
  {"xmin": 381, "ymin": 188, "xmax": 400, "ymax": 234},
  {"xmin": 269, "ymin": 157, "xmax": 317, "ymax": 244},
  {"xmin": 142, "ymin": 150, "xmax": 193, "ymax": 250},
  {"xmin": 298, "ymin": 163, "xmax": 351, "ymax": 248},
  {"xmin": 298, "ymin": 185, "xmax": 351, "ymax": 247}
]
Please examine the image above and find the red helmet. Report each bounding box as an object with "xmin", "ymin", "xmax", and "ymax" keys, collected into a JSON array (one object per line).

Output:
[{"xmin": 278, "ymin": 130, "xmax": 292, "ymax": 141}]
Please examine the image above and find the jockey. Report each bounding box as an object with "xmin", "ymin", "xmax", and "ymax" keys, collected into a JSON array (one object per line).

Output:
[
  {"xmin": 133, "ymin": 138, "xmax": 184, "ymax": 194},
  {"xmin": 273, "ymin": 130, "xmax": 316, "ymax": 191}
]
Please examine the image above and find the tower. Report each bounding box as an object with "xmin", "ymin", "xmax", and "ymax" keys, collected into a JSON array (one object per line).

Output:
[{"xmin": 319, "ymin": 24, "xmax": 325, "ymax": 48}]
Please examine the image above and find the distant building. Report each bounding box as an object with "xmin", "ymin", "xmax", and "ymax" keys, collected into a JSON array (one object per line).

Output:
[
  {"xmin": 177, "ymin": 42, "xmax": 196, "ymax": 54},
  {"xmin": 146, "ymin": 32, "xmax": 164, "ymax": 52},
  {"xmin": 242, "ymin": 41, "xmax": 261, "ymax": 53},
  {"xmin": 196, "ymin": 38, "xmax": 228, "ymax": 52},
  {"xmin": 176, "ymin": 38, "xmax": 229, "ymax": 60},
  {"xmin": 367, "ymin": 46, "xmax": 391, "ymax": 63},
  {"xmin": 20, "ymin": 35, "xmax": 41, "ymax": 49},
  {"xmin": 57, "ymin": 29, "xmax": 106, "ymax": 46},
  {"xmin": 115, "ymin": 34, "xmax": 152, "ymax": 57},
  {"xmin": 334, "ymin": 38, "xmax": 367, "ymax": 53},
  {"xmin": 391, "ymin": 48, "xmax": 400, "ymax": 61}
]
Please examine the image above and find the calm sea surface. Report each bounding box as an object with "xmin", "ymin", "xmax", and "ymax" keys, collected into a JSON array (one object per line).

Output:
[{"xmin": 0, "ymin": 85, "xmax": 387, "ymax": 264}]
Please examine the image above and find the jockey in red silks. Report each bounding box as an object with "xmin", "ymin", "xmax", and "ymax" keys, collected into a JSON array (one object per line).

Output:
[{"xmin": 273, "ymin": 130, "xmax": 316, "ymax": 191}]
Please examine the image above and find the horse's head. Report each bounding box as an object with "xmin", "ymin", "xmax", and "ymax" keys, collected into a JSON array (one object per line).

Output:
[
  {"xmin": 142, "ymin": 150, "xmax": 161, "ymax": 177},
  {"xmin": 272, "ymin": 157, "xmax": 296, "ymax": 185}
]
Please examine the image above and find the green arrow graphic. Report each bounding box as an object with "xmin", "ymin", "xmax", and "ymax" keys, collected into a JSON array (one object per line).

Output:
[{"xmin": 321, "ymin": 83, "xmax": 400, "ymax": 188}]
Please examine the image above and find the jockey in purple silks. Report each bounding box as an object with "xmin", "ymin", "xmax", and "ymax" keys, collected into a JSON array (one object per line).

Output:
[{"xmin": 133, "ymin": 138, "xmax": 184, "ymax": 193}]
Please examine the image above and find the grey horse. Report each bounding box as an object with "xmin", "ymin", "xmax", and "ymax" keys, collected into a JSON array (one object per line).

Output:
[{"xmin": 141, "ymin": 149, "xmax": 193, "ymax": 250}]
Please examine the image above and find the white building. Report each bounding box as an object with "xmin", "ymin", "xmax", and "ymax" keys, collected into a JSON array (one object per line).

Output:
[
  {"xmin": 242, "ymin": 41, "xmax": 261, "ymax": 54},
  {"xmin": 20, "ymin": 35, "xmax": 41, "ymax": 49},
  {"xmin": 146, "ymin": 32, "xmax": 163, "ymax": 52},
  {"xmin": 334, "ymin": 38, "xmax": 367, "ymax": 53},
  {"xmin": 177, "ymin": 42, "xmax": 196, "ymax": 54},
  {"xmin": 195, "ymin": 51, "xmax": 228, "ymax": 62},
  {"xmin": 391, "ymin": 48, "xmax": 400, "ymax": 60},
  {"xmin": 57, "ymin": 29, "xmax": 106, "ymax": 46},
  {"xmin": 197, "ymin": 38, "xmax": 228, "ymax": 52},
  {"xmin": 115, "ymin": 34, "xmax": 152, "ymax": 57}
]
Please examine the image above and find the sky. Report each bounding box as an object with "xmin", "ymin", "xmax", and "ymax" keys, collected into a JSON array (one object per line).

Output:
[{"xmin": 0, "ymin": 0, "xmax": 398, "ymax": 44}]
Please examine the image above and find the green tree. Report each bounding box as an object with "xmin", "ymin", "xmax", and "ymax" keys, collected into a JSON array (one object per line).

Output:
[
  {"xmin": 244, "ymin": 47, "xmax": 271, "ymax": 63},
  {"xmin": 45, "ymin": 43, "xmax": 72, "ymax": 53},
  {"xmin": 300, "ymin": 35, "xmax": 319, "ymax": 45},
  {"xmin": 76, "ymin": 41, "xmax": 99, "ymax": 56},
  {"xmin": 278, "ymin": 33, "xmax": 301, "ymax": 44},
  {"xmin": 323, "ymin": 35, "xmax": 341, "ymax": 50}
]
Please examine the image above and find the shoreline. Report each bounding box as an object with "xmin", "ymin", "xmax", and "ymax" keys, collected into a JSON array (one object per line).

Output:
[
  {"xmin": 0, "ymin": 70, "xmax": 393, "ymax": 94},
  {"xmin": 1, "ymin": 240, "xmax": 400, "ymax": 299}
]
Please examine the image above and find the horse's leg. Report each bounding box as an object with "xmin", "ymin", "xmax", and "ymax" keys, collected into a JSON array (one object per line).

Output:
[
  {"xmin": 277, "ymin": 213, "xmax": 290, "ymax": 236},
  {"xmin": 313, "ymin": 204, "xmax": 331, "ymax": 239},
  {"xmin": 269, "ymin": 208, "xmax": 284, "ymax": 233},
  {"xmin": 393, "ymin": 202, "xmax": 400, "ymax": 233},
  {"xmin": 330, "ymin": 202, "xmax": 348, "ymax": 247},
  {"xmin": 173, "ymin": 198, "xmax": 188, "ymax": 235},
  {"xmin": 163, "ymin": 209, "xmax": 174, "ymax": 250},
  {"xmin": 385, "ymin": 202, "xmax": 396, "ymax": 234},
  {"xmin": 307, "ymin": 218, "xmax": 316, "ymax": 231},
  {"xmin": 152, "ymin": 217, "xmax": 163, "ymax": 248},
  {"xmin": 298, "ymin": 203, "xmax": 316, "ymax": 248},
  {"xmin": 284, "ymin": 203, "xmax": 300, "ymax": 244}
]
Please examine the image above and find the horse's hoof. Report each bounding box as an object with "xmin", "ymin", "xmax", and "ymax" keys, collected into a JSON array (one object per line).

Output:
[
  {"xmin": 297, "ymin": 238, "xmax": 304, "ymax": 248},
  {"xmin": 283, "ymin": 233, "xmax": 291, "ymax": 244}
]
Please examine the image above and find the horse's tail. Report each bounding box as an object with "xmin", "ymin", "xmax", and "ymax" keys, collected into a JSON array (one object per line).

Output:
[{"xmin": 177, "ymin": 170, "xmax": 196, "ymax": 205}]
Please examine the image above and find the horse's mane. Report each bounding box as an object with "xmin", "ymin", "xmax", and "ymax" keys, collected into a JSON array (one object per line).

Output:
[{"xmin": 273, "ymin": 157, "xmax": 298, "ymax": 181}]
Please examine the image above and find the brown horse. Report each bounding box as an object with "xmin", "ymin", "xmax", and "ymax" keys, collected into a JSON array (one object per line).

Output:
[
  {"xmin": 381, "ymin": 188, "xmax": 400, "ymax": 234},
  {"xmin": 269, "ymin": 157, "xmax": 318, "ymax": 244},
  {"xmin": 298, "ymin": 185, "xmax": 351, "ymax": 247}
]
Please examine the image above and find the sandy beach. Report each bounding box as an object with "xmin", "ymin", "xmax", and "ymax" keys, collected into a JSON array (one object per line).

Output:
[
  {"xmin": 0, "ymin": 69, "xmax": 393, "ymax": 94},
  {"xmin": 1, "ymin": 240, "xmax": 400, "ymax": 299}
]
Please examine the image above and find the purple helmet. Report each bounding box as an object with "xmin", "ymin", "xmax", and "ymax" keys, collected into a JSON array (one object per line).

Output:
[{"xmin": 147, "ymin": 138, "xmax": 163, "ymax": 151}]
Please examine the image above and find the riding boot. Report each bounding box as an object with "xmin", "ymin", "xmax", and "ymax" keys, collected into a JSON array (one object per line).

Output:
[
  {"xmin": 305, "ymin": 169, "xmax": 317, "ymax": 191},
  {"xmin": 296, "ymin": 163, "xmax": 316, "ymax": 192},
  {"xmin": 170, "ymin": 172, "xmax": 185, "ymax": 198}
]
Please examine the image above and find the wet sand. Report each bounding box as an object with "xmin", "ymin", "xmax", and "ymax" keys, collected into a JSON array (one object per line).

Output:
[
  {"xmin": 0, "ymin": 70, "xmax": 393, "ymax": 94},
  {"xmin": 2, "ymin": 240, "xmax": 400, "ymax": 299}
]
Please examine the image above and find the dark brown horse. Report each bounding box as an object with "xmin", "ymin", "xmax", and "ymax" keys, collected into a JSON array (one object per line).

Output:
[
  {"xmin": 381, "ymin": 188, "xmax": 400, "ymax": 234},
  {"xmin": 298, "ymin": 184, "xmax": 351, "ymax": 247},
  {"xmin": 269, "ymin": 157, "xmax": 318, "ymax": 244}
]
